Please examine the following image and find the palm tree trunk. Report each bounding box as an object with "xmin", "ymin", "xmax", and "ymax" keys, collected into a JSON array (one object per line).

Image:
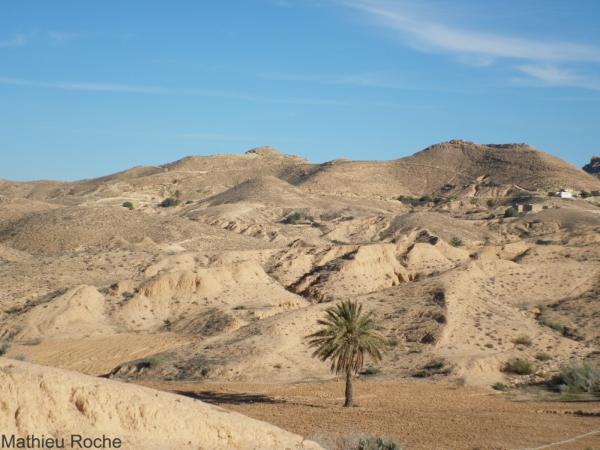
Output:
[{"xmin": 344, "ymin": 369, "xmax": 353, "ymax": 407}]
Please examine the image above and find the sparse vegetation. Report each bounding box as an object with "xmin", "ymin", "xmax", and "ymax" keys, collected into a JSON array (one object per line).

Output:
[
  {"xmin": 387, "ymin": 336, "xmax": 399, "ymax": 348},
  {"xmin": 397, "ymin": 195, "xmax": 450, "ymax": 207},
  {"xmin": 539, "ymin": 318, "xmax": 566, "ymax": 334},
  {"xmin": 331, "ymin": 239, "xmax": 349, "ymax": 245},
  {"xmin": 360, "ymin": 366, "xmax": 380, "ymax": 376},
  {"xmin": 357, "ymin": 436, "xmax": 402, "ymax": 450},
  {"xmin": 504, "ymin": 206, "xmax": 519, "ymax": 218},
  {"xmin": 492, "ymin": 382, "xmax": 508, "ymax": 391},
  {"xmin": 159, "ymin": 197, "xmax": 180, "ymax": 208},
  {"xmin": 122, "ymin": 201, "xmax": 134, "ymax": 210},
  {"xmin": 306, "ymin": 300, "xmax": 387, "ymax": 407},
  {"xmin": 535, "ymin": 352, "xmax": 552, "ymax": 362},
  {"xmin": 0, "ymin": 341, "xmax": 10, "ymax": 356},
  {"xmin": 282, "ymin": 211, "xmax": 315, "ymax": 225},
  {"xmin": 139, "ymin": 356, "xmax": 164, "ymax": 368},
  {"xmin": 449, "ymin": 236, "xmax": 464, "ymax": 247},
  {"xmin": 503, "ymin": 358, "xmax": 534, "ymax": 375},
  {"xmin": 512, "ymin": 335, "xmax": 532, "ymax": 347},
  {"xmin": 412, "ymin": 359, "xmax": 451, "ymax": 378},
  {"xmin": 551, "ymin": 363, "xmax": 600, "ymax": 394}
]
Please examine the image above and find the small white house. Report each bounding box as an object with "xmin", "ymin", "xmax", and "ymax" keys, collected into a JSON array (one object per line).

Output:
[{"xmin": 556, "ymin": 190, "xmax": 574, "ymax": 199}]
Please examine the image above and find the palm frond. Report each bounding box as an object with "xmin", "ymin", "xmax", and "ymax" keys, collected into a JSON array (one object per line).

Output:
[{"xmin": 306, "ymin": 300, "xmax": 386, "ymax": 375}]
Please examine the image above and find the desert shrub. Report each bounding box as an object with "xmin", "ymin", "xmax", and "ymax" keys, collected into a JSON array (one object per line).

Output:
[
  {"xmin": 504, "ymin": 206, "xmax": 519, "ymax": 218},
  {"xmin": 122, "ymin": 201, "xmax": 134, "ymax": 210},
  {"xmin": 449, "ymin": 236, "xmax": 464, "ymax": 247},
  {"xmin": 503, "ymin": 358, "xmax": 534, "ymax": 375},
  {"xmin": 159, "ymin": 197, "xmax": 180, "ymax": 208},
  {"xmin": 282, "ymin": 211, "xmax": 314, "ymax": 224},
  {"xmin": 412, "ymin": 359, "xmax": 451, "ymax": 378},
  {"xmin": 492, "ymin": 382, "xmax": 508, "ymax": 391},
  {"xmin": 512, "ymin": 335, "xmax": 532, "ymax": 347},
  {"xmin": 423, "ymin": 359, "xmax": 445, "ymax": 370},
  {"xmin": 360, "ymin": 366, "xmax": 380, "ymax": 376},
  {"xmin": 331, "ymin": 239, "xmax": 349, "ymax": 245},
  {"xmin": 553, "ymin": 363, "xmax": 600, "ymax": 394},
  {"xmin": 539, "ymin": 318, "xmax": 566, "ymax": 334},
  {"xmin": 0, "ymin": 341, "xmax": 10, "ymax": 356},
  {"xmin": 139, "ymin": 356, "xmax": 163, "ymax": 368},
  {"xmin": 357, "ymin": 437, "xmax": 402, "ymax": 450},
  {"xmin": 387, "ymin": 337, "xmax": 399, "ymax": 348},
  {"xmin": 535, "ymin": 352, "xmax": 552, "ymax": 362}
]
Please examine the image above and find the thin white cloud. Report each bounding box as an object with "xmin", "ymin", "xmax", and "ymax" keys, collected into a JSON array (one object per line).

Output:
[
  {"xmin": 340, "ymin": 0, "xmax": 600, "ymax": 63},
  {"xmin": 516, "ymin": 65, "xmax": 600, "ymax": 91},
  {"xmin": 260, "ymin": 71, "xmax": 407, "ymax": 89},
  {"xmin": 0, "ymin": 34, "xmax": 28, "ymax": 48},
  {"xmin": 36, "ymin": 125, "xmax": 254, "ymax": 142},
  {"xmin": 0, "ymin": 76, "xmax": 348, "ymax": 106},
  {"xmin": 47, "ymin": 31, "xmax": 81, "ymax": 44}
]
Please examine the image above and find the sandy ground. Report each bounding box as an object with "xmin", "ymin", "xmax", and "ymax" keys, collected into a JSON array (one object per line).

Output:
[
  {"xmin": 7, "ymin": 333, "xmax": 192, "ymax": 375},
  {"xmin": 141, "ymin": 379, "xmax": 600, "ymax": 450}
]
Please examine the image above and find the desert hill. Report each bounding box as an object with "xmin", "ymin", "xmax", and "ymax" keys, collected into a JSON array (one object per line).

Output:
[
  {"xmin": 1, "ymin": 141, "xmax": 600, "ymax": 395},
  {"xmin": 0, "ymin": 359, "xmax": 322, "ymax": 450},
  {"xmin": 1, "ymin": 142, "xmax": 598, "ymax": 206}
]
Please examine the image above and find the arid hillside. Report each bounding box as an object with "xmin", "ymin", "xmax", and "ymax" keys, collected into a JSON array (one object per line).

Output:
[{"xmin": 1, "ymin": 141, "xmax": 599, "ymax": 392}]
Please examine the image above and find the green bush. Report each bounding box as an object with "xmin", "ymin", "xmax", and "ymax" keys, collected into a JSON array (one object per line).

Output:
[
  {"xmin": 0, "ymin": 341, "xmax": 10, "ymax": 356},
  {"xmin": 282, "ymin": 211, "xmax": 315, "ymax": 224},
  {"xmin": 503, "ymin": 358, "xmax": 534, "ymax": 375},
  {"xmin": 539, "ymin": 318, "xmax": 566, "ymax": 334},
  {"xmin": 357, "ymin": 437, "xmax": 402, "ymax": 450},
  {"xmin": 512, "ymin": 335, "xmax": 532, "ymax": 347},
  {"xmin": 412, "ymin": 359, "xmax": 451, "ymax": 378},
  {"xmin": 449, "ymin": 237, "xmax": 464, "ymax": 247},
  {"xmin": 554, "ymin": 363, "xmax": 600, "ymax": 394},
  {"xmin": 139, "ymin": 356, "xmax": 163, "ymax": 368},
  {"xmin": 535, "ymin": 352, "xmax": 552, "ymax": 362},
  {"xmin": 504, "ymin": 207, "xmax": 519, "ymax": 218},
  {"xmin": 387, "ymin": 337, "xmax": 399, "ymax": 348},
  {"xmin": 360, "ymin": 366, "xmax": 380, "ymax": 376},
  {"xmin": 122, "ymin": 201, "xmax": 134, "ymax": 210},
  {"xmin": 159, "ymin": 197, "xmax": 180, "ymax": 208}
]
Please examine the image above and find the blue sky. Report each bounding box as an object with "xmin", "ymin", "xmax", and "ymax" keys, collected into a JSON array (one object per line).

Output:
[{"xmin": 1, "ymin": 0, "xmax": 599, "ymax": 181}]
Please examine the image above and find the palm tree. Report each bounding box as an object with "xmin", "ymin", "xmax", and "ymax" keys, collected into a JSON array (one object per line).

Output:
[{"xmin": 306, "ymin": 300, "xmax": 386, "ymax": 407}]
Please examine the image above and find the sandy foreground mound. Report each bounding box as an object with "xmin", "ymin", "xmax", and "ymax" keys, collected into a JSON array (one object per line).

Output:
[{"xmin": 0, "ymin": 359, "xmax": 322, "ymax": 450}]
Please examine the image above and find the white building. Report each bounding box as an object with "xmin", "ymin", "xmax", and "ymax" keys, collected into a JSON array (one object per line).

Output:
[{"xmin": 556, "ymin": 190, "xmax": 574, "ymax": 199}]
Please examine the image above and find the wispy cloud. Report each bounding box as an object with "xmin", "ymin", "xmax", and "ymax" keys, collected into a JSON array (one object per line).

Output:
[
  {"xmin": 336, "ymin": 0, "xmax": 600, "ymax": 91},
  {"xmin": 0, "ymin": 76, "xmax": 348, "ymax": 106},
  {"xmin": 36, "ymin": 125, "xmax": 254, "ymax": 142},
  {"xmin": 47, "ymin": 31, "xmax": 81, "ymax": 44},
  {"xmin": 0, "ymin": 34, "xmax": 29, "ymax": 48},
  {"xmin": 339, "ymin": 0, "xmax": 600, "ymax": 63},
  {"xmin": 516, "ymin": 65, "xmax": 600, "ymax": 91},
  {"xmin": 259, "ymin": 71, "xmax": 407, "ymax": 89}
]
